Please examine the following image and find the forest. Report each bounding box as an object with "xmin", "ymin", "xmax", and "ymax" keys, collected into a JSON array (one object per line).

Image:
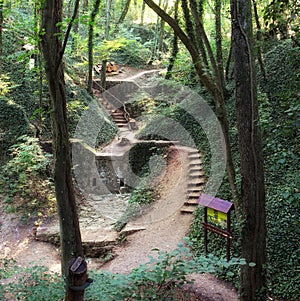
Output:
[{"xmin": 0, "ymin": 0, "xmax": 299, "ymax": 300}]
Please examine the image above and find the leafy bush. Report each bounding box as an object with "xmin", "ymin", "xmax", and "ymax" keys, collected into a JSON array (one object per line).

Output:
[
  {"xmin": 86, "ymin": 244, "xmax": 244, "ymax": 301},
  {"xmin": 110, "ymin": 38, "xmax": 152, "ymax": 67},
  {"xmin": 0, "ymin": 97, "xmax": 31, "ymax": 156},
  {"xmin": 0, "ymin": 135, "xmax": 56, "ymax": 220},
  {"xmin": 0, "ymin": 259, "xmax": 64, "ymax": 301}
]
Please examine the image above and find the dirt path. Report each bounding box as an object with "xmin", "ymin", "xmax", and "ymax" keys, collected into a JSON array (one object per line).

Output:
[{"xmin": 100, "ymin": 147, "xmax": 193, "ymax": 273}]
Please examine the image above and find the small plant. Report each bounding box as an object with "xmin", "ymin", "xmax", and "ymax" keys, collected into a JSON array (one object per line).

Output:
[
  {"xmin": 0, "ymin": 135, "xmax": 56, "ymax": 220},
  {"xmin": 0, "ymin": 259, "xmax": 64, "ymax": 301}
]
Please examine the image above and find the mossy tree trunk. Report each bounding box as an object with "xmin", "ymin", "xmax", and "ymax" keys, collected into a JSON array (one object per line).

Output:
[
  {"xmin": 40, "ymin": 0, "xmax": 83, "ymax": 299},
  {"xmin": 231, "ymin": 0, "xmax": 267, "ymax": 299}
]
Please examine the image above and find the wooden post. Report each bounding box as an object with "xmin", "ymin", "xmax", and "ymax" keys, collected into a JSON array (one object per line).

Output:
[
  {"xmin": 203, "ymin": 207, "xmax": 208, "ymax": 256},
  {"xmin": 67, "ymin": 257, "xmax": 93, "ymax": 301},
  {"xmin": 226, "ymin": 210, "xmax": 231, "ymax": 262}
]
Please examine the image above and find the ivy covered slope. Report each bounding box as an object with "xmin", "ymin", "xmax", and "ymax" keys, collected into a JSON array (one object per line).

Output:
[{"xmin": 259, "ymin": 40, "xmax": 300, "ymax": 300}]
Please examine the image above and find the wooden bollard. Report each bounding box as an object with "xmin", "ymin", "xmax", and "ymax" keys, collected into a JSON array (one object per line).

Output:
[{"xmin": 67, "ymin": 257, "xmax": 93, "ymax": 301}]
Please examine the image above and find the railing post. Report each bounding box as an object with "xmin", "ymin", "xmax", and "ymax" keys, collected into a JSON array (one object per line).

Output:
[{"xmin": 67, "ymin": 257, "xmax": 93, "ymax": 301}]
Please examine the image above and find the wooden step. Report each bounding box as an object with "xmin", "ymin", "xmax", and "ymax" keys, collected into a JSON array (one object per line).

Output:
[
  {"xmin": 189, "ymin": 170, "xmax": 205, "ymax": 177},
  {"xmin": 114, "ymin": 122, "xmax": 128, "ymax": 127},
  {"xmin": 113, "ymin": 117, "xmax": 127, "ymax": 122},
  {"xmin": 187, "ymin": 186, "xmax": 203, "ymax": 193},
  {"xmin": 188, "ymin": 153, "xmax": 202, "ymax": 160},
  {"xmin": 189, "ymin": 160, "xmax": 202, "ymax": 166},
  {"xmin": 187, "ymin": 191, "xmax": 201, "ymax": 199},
  {"xmin": 184, "ymin": 199, "xmax": 199, "ymax": 206},
  {"xmin": 180, "ymin": 206, "xmax": 196, "ymax": 214},
  {"xmin": 188, "ymin": 177, "xmax": 205, "ymax": 186}
]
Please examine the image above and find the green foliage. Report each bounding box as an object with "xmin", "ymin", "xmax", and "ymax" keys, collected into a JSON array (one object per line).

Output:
[
  {"xmin": 85, "ymin": 241, "xmax": 245, "ymax": 301},
  {"xmin": 0, "ymin": 259, "xmax": 64, "ymax": 301},
  {"xmin": 129, "ymin": 186, "xmax": 160, "ymax": 206},
  {"xmin": 263, "ymin": 0, "xmax": 300, "ymax": 42},
  {"xmin": 110, "ymin": 38, "xmax": 152, "ymax": 67},
  {"xmin": 0, "ymin": 135, "xmax": 55, "ymax": 220},
  {"xmin": 0, "ymin": 243, "xmax": 245, "ymax": 300},
  {"xmin": 128, "ymin": 142, "xmax": 166, "ymax": 178},
  {"xmin": 259, "ymin": 40, "xmax": 300, "ymax": 142},
  {"xmin": 108, "ymin": 25, "xmax": 153, "ymax": 66},
  {"xmin": 0, "ymin": 97, "xmax": 31, "ymax": 154}
]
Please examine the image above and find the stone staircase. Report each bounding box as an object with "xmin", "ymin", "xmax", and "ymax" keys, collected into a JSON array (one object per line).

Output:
[
  {"xmin": 93, "ymin": 89, "xmax": 129, "ymax": 129},
  {"xmin": 181, "ymin": 149, "xmax": 205, "ymax": 214},
  {"xmin": 110, "ymin": 110, "xmax": 128, "ymax": 128}
]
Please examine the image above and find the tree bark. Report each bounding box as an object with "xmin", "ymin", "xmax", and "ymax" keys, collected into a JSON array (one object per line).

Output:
[
  {"xmin": 140, "ymin": 0, "xmax": 146, "ymax": 25},
  {"xmin": 40, "ymin": 1, "xmax": 84, "ymax": 299},
  {"xmin": 231, "ymin": 0, "xmax": 267, "ymax": 300},
  {"xmin": 0, "ymin": 0, "xmax": 3, "ymax": 73},
  {"xmin": 101, "ymin": 0, "xmax": 112, "ymax": 91},
  {"xmin": 87, "ymin": 0, "xmax": 101, "ymax": 95},
  {"xmin": 252, "ymin": 0, "xmax": 266, "ymax": 83},
  {"xmin": 215, "ymin": 0, "xmax": 225, "ymax": 91},
  {"xmin": 165, "ymin": 0, "xmax": 179, "ymax": 79},
  {"xmin": 189, "ymin": 0, "xmax": 209, "ymax": 68}
]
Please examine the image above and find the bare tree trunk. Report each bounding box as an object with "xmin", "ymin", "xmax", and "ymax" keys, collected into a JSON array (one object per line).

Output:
[
  {"xmin": 252, "ymin": 0, "xmax": 266, "ymax": 83},
  {"xmin": 101, "ymin": 0, "xmax": 112, "ymax": 91},
  {"xmin": 140, "ymin": 0, "xmax": 146, "ymax": 25},
  {"xmin": 165, "ymin": 0, "xmax": 179, "ymax": 79},
  {"xmin": 87, "ymin": 0, "xmax": 101, "ymax": 95},
  {"xmin": 40, "ymin": 1, "xmax": 83, "ymax": 299},
  {"xmin": 157, "ymin": 0, "xmax": 168, "ymax": 59},
  {"xmin": 189, "ymin": 0, "xmax": 209, "ymax": 68},
  {"xmin": 231, "ymin": 0, "xmax": 267, "ymax": 299},
  {"xmin": 215, "ymin": 0, "xmax": 225, "ymax": 90},
  {"xmin": 0, "ymin": 0, "xmax": 3, "ymax": 73},
  {"xmin": 118, "ymin": 0, "xmax": 131, "ymax": 24}
]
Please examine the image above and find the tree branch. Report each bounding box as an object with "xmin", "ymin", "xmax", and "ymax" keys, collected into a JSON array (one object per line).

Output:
[{"xmin": 57, "ymin": 0, "xmax": 80, "ymax": 70}]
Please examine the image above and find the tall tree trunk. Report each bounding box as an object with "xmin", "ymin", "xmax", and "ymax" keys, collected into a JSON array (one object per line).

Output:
[
  {"xmin": 117, "ymin": 0, "xmax": 131, "ymax": 24},
  {"xmin": 40, "ymin": 1, "xmax": 83, "ymax": 299},
  {"xmin": 189, "ymin": 0, "xmax": 209, "ymax": 68},
  {"xmin": 157, "ymin": 0, "xmax": 168, "ymax": 59},
  {"xmin": 165, "ymin": 0, "xmax": 179, "ymax": 79},
  {"xmin": 87, "ymin": 0, "xmax": 101, "ymax": 95},
  {"xmin": 113, "ymin": 0, "xmax": 132, "ymax": 36},
  {"xmin": 215, "ymin": 0, "xmax": 225, "ymax": 91},
  {"xmin": 252, "ymin": 0, "xmax": 266, "ymax": 83},
  {"xmin": 0, "ymin": 0, "xmax": 3, "ymax": 73},
  {"xmin": 101, "ymin": 0, "xmax": 112, "ymax": 91},
  {"xmin": 140, "ymin": 0, "xmax": 146, "ymax": 25},
  {"xmin": 231, "ymin": 0, "xmax": 267, "ymax": 300}
]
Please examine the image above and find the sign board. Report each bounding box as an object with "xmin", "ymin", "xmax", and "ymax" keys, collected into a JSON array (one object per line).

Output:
[
  {"xmin": 198, "ymin": 194, "xmax": 234, "ymax": 261},
  {"xmin": 207, "ymin": 207, "xmax": 228, "ymax": 228}
]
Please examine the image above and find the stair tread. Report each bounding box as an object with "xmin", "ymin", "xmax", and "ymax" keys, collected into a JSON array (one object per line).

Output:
[
  {"xmin": 189, "ymin": 170, "xmax": 205, "ymax": 177},
  {"xmin": 184, "ymin": 199, "xmax": 199, "ymax": 206},
  {"xmin": 180, "ymin": 206, "xmax": 196, "ymax": 214},
  {"xmin": 188, "ymin": 178, "xmax": 205, "ymax": 184}
]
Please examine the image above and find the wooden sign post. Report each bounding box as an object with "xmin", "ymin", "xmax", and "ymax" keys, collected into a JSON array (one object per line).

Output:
[{"xmin": 198, "ymin": 194, "xmax": 234, "ymax": 261}]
